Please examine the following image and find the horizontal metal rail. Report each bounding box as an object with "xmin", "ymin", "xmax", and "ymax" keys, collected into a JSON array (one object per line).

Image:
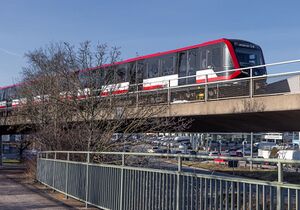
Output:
[
  {"xmin": 39, "ymin": 151, "xmax": 300, "ymax": 164},
  {"xmin": 37, "ymin": 151, "xmax": 300, "ymax": 210}
]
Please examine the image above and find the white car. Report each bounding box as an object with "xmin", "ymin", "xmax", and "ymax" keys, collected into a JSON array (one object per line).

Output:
[{"xmin": 209, "ymin": 151, "xmax": 219, "ymax": 156}]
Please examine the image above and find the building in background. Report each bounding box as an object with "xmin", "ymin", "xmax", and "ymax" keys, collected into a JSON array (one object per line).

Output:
[{"xmin": 1, "ymin": 134, "xmax": 22, "ymax": 160}]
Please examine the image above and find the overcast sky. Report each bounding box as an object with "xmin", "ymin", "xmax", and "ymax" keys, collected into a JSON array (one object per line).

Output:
[{"xmin": 0, "ymin": 0, "xmax": 300, "ymax": 86}]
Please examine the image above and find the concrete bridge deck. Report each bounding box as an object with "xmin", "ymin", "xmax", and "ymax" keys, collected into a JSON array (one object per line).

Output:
[{"xmin": 1, "ymin": 93, "xmax": 300, "ymax": 133}]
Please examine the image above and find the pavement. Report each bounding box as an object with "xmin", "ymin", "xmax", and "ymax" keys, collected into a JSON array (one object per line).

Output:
[{"xmin": 0, "ymin": 166, "xmax": 95, "ymax": 210}]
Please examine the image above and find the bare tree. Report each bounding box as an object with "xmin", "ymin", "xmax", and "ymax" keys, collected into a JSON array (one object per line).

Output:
[{"xmin": 15, "ymin": 41, "xmax": 190, "ymax": 152}]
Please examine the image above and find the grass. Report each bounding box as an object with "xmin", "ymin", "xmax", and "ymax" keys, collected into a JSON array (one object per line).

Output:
[{"xmin": 2, "ymin": 159, "xmax": 21, "ymax": 164}]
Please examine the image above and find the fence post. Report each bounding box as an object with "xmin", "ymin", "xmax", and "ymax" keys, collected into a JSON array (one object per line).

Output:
[
  {"xmin": 176, "ymin": 156, "xmax": 182, "ymax": 210},
  {"xmin": 250, "ymin": 132, "xmax": 253, "ymax": 171},
  {"xmin": 277, "ymin": 161, "xmax": 283, "ymax": 209},
  {"xmin": 250, "ymin": 68, "xmax": 253, "ymax": 98},
  {"xmin": 85, "ymin": 152, "xmax": 90, "ymax": 208},
  {"xmin": 65, "ymin": 152, "xmax": 69, "ymax": 199},
  {"xmin": 53, "ymin": 152, "xmax": 56, "ymax": 189},
  {"xmin": 119, "ymin": 153, "xmax": 125, "ymax": 210}
]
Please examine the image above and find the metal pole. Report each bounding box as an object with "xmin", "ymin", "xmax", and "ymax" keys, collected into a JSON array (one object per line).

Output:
[
  {"xmin": 136, "ymin": 84, "xmax": 139, "ymax": 107},
  {"xmin": 85, "ymin": 152, "xmax": 90, "ymax": 208},
  {"xmin": 176, "ymin": 156, "xmax": 182, "ymax": 210},
  {"xmin": 53, "ymin": 152, "xmax": 57, "ymax": 188},
  {"xmin": 250, "ymin": 68, "xmax": 253, "ymax": 98},
  {"xmin": 277, "ymin": 161, "xmax": 283, "ymax": 209},
  {"xmin": 277, "ymin": 161, "xmax": 283, "ymax": 183},
  {"xmin": 0, "ymin": 135, "xmax": 2, "ymax": 167},
  {"xmin": 65, "ymin": 152, "xmax": 69, "ymax": 199},
  {"xmin": 250, "ymin": 132, "xmax": 253, "ymax": 170},
  {"xmin": 243, "ymin": 142, "xmax": 245, "ymax": 157},
  {"xmin": 205, "ymin": 75, "xmax": 208, "ymax": 102},
  {"xmin": 119, "ymin": 153, "xmax": 125, "ymax": 210}
]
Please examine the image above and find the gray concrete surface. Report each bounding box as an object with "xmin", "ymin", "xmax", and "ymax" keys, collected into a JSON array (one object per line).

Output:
[{"xmin": 0, "ymin": 170, "xmax": 73, "ymax": 210}]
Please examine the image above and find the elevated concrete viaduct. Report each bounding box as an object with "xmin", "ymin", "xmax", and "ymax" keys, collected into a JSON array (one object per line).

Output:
[{"xmin": 1, "ymin": 93, "xmax": 300, "ymax": 133}]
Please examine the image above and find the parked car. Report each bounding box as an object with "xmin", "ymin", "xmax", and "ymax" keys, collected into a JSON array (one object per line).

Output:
[
  {"xmin": 209, "ymin": 151, "xmax": 219, "ymax": 156},
  {"xmin": 147, "ymin": 146, "xmax": 158, "ymax": 153}
]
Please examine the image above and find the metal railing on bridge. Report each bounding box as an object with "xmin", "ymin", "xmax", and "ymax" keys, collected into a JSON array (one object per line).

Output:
[
  {"xmin": 129, "ymin": 59, "xmax": 300, "ymax": 106},
  {"xmin": 37, "ymin": 151, "xmax": 300, "ymax": 210},
  {"xmin": 75, "ymin": 59, "xmax": 300, "ymax": 107}
]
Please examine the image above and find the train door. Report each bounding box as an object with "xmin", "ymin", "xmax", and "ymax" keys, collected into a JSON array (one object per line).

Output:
[{"xmin": 178, "ymin": 51, "xmax": 188, "ymax": 85}]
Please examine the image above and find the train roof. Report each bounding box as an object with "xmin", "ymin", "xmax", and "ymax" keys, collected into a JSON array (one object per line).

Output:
[{"xmin": 81, "ymin": 38, "xmax": 232, "ymax": 73}]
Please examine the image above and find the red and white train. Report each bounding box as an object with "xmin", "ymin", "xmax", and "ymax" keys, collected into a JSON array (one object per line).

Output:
[{"xmin": 0, "ymin": 38, "xmax": 266, "ymax": 110}]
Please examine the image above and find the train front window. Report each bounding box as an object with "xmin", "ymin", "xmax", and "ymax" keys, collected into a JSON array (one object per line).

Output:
[{"xmin": 235, "ymin": 47, "xmax": 264, "ymax": 67}]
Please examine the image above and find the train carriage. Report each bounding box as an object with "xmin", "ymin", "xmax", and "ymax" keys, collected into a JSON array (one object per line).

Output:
[{"xmin": 0, "ymin": 38, "xmax": 266, "ymax": 110}]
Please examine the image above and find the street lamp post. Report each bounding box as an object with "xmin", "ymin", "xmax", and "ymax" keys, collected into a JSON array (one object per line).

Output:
[
  {"xmin": 218, "ymin": 140, "xmax": 222, "ymax": 154},
  {"xmin": 242, "ymin": 140, "xmax": 247, "ymax": 157}
]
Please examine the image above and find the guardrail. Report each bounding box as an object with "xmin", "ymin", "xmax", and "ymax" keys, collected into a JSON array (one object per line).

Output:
[{"xmin": 37, "ymin": 151, "xmax": 300, "ymax": 210}]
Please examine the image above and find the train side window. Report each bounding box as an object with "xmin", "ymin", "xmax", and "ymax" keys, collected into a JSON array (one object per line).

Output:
[
  {"xmin": 137, "ymin": 61, "xmax": 145, "ymax": 82},
  {"xmin": 212, "ymin": 47, "xmax": 222, "ymax": 71},
  {"xmin": 206, "ymin": 49, "xmax": 212, "ymax": 69},
  {"xmin": 161, "ymin": 54, "xmax": 176, "ymax": 76},
  {"xmin": 79, "ymin": 71, "xmax": 89, "ymax": 88},
  {"xmin": 199, "ymin": 48, "xmax": 212, "ymax": 70},
  {"xmin": 146, "ymin": 58, "xmax": 159, "ymax": 78},
  {"xmin": 115, "ymin": 64, "xmax": 127, "ymax": 83},
  {"xmin": 178, "ymin": 51, "xmax": 187, "ymax": 73},
  {"xmin": 2, "ymin": 89, "xmax": 6, "ymax": 101},
  {"xmin": 128, "ymin": 62, "xmax": 137, "ymax": 84},
  {"xmin": 98, "ymin": 68, "xmax": 105, "ymax": 86},
  {"xmin": 0, "ymin": 90, "xmax": 3, "ymax": 101},
  {"xmin": 9, "ymin": 87, "xmax": 16, "ymax": 99},
  {"xmin": 105, "ymin": 67, "xmax": 114, "ymax": 84},
  {"xmin": 91, "ymin": 69, "xmax": 103, "ymax": 88},
  {"xmin": 188, "ymin": 49, "xmax": 200, "ymax": 75},
  {"xmin": 199, "ymin": 49, "xmax": 207, "ymax": 70}
]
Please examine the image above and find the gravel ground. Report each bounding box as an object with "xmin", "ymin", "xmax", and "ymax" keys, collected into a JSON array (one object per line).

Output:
[{"xmin": 0, "ymin": 167, "xmax": 96, "ymax": 210}]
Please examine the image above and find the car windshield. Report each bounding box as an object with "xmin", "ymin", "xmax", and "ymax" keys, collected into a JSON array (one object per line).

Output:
[{"xmin": 235, "ymin": 47, "xmax": 264, "ymax": 67}]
